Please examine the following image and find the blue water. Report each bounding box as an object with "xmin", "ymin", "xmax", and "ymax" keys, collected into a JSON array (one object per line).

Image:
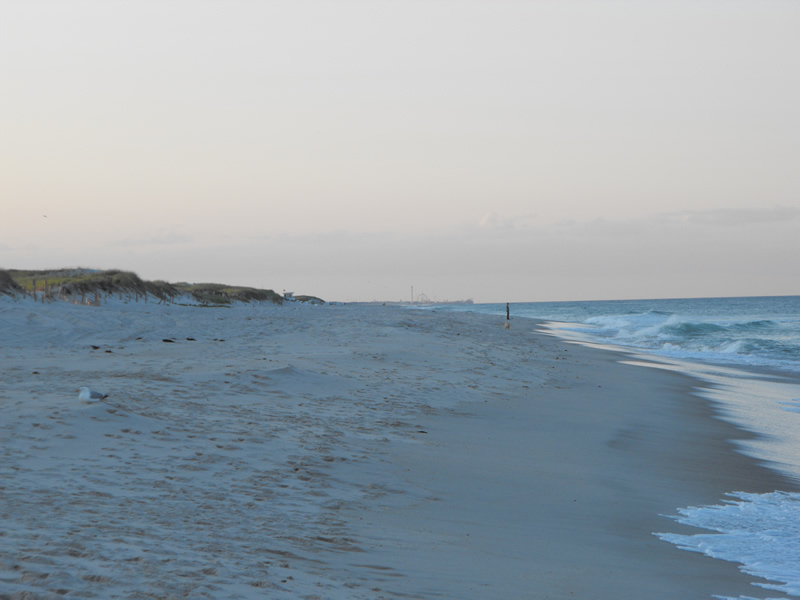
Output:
[
  {"xmin": 418, "ymin": 296, "xmax": 800, "ymax": 599},
  {"xmin": 423, "ymin": 296, "xmax": 800, "ymax": 376}
]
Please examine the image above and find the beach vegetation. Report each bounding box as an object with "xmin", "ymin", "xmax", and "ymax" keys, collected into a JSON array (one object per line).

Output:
[
  {"xmin": 0, "ymin": 270, "xmax": 24, "ymax": 296},
  {"xmin": 3, "ymin": 268, "xmax": 286, "ymax": 306},
  {"xmin": 293, "ymin": 295, "xmax": 326, "ymax": 305},
  {"xmin": 173, "ymin": 282, "xmax": 284, "ymax": 305}
]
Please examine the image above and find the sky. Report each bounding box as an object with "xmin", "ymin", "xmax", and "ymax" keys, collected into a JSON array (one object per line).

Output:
[{"xmin": 2, "ymin": 0, "xmax": 799, "ymax": 303}]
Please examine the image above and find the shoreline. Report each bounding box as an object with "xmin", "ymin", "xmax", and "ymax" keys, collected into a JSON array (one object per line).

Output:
[
  {"xmin": 0, "ymin": 300, "xmax": 796, "ymax": 598},
  {"xmin": 332, "ymin": 309, "xmax": 797, "ymax": 599},
  {"xmin": 537, "ymin": 319, "xmax": 800, "ymax": 487},
  {"xmin": 540, "ymin": 318, "xmax": 800, "ymax": 383}
]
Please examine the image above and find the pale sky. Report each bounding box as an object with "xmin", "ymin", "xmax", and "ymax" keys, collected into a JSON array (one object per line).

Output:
[{"xmin": 2, "ymin": 0, "xmax": 799, "ymax": 302}]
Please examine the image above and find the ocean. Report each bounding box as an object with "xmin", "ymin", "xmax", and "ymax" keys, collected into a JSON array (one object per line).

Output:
[{"xmin": 421, "ymin": 296, "xmax": 800, "ymax": 599}]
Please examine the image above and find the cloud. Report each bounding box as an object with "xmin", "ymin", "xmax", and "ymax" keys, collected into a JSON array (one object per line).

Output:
[
  {"xmin": 663, "ymin": 206, "xmax": 800, "ymax": 227},
  {"xmin": 479, "ymin": 212, "xmax": 515, "ymax": 230},
  {"xmin": 6, "ymin": 204, "xmax": 797, "ymax": 303},
  {"xmin": 110, "ymin": 230, "xmax": 193, "ymax": 248}
]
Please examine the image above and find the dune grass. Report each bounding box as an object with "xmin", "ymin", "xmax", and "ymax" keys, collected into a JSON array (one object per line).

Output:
[
  {"xmin": 174, "ymin": 283, "xmax": 284, "ymax": 305},
  {"xmin": 0, "ymin": 270, "xmax": 24, "ymax": 296},
  {"xmin": 1, "ymin": 269, "xmax": 287, "ymax": 305},
  {"xmin": 293, "ymin": 295, "xmax": 325, "ymax": 305}
]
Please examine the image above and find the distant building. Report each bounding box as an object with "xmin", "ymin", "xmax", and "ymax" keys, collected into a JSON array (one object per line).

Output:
[{"xmin": 284, "ymin": 291, "xmax": 295, "ymax": 301}]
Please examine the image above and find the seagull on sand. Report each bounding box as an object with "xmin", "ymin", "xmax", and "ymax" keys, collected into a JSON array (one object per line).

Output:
[{"xmin": 78, "ymin": 387, "xmax": 108, "ymax": 402}]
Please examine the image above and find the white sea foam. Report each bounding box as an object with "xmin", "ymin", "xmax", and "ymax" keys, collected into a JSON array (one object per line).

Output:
[
  {"xmin": 717, "ymin": 340, "xmax": 748, "ymax": 354},
  {"xmin": 474, "ymin": 297, "xmax": 800, "ymax": 373},
  {"xmin": 428, "ymin": 296, "xmax": 800, "ymax": 597},
  {"xmin": 657, "ymin": 491, "xmax": 800, "ymax": 597}
]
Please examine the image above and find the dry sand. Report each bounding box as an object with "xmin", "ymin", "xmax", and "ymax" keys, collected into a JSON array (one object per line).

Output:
[{"xmin": 0, "ymin": 300, "xmax": 794, "ymax": 599}]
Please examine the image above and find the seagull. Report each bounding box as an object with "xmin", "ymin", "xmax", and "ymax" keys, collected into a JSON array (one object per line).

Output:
[{"xmin": 78, "ymin": 386, "xmax": 108, "ymax": 402}]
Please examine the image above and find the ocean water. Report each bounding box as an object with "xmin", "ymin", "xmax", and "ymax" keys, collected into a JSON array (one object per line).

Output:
[{"xmin": 420, "ymin": 296, "xmax": 800, "ymax": 599}]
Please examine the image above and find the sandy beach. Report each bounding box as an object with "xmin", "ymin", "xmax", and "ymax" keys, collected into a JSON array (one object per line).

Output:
[{"xmin": 0, "ymin": 300, "xmax": 795, "ymax": 599}]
